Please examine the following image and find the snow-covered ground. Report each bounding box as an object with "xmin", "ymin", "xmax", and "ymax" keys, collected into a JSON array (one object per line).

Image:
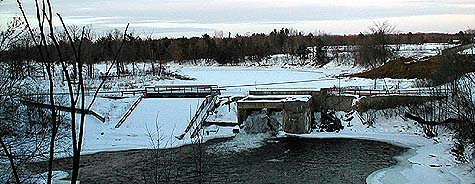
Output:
[
  {"xmin": 15, "ymin": 43, "xmax": 474, "ymax": 183},
  {"xmin": 394, "ymin": 43, "xmax": 456, "ymax": 58},
  {"xmin": 461, "ymin": 47, "xmax": 475, "ymax": 55},
  {"xmin": 326, "ymin": 43, "xmax": 456, "ymax": 59},
  {"xmin": 82, "ymin": 98, "xmax": 204, "ymax": 153},
  {"xmin": 79, "ymin": 63, "xmax": 416, "ymax": 154}
]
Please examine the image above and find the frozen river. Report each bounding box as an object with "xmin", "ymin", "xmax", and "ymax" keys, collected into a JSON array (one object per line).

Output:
[{"xmin": 160, "ymin": 66, "xmax": 413, "ymax": 95}]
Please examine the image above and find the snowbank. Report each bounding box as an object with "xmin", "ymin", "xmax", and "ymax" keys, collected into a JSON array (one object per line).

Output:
[{"xmin": 30, "ymin": 171, "xmax": 75, "ymax": 184}]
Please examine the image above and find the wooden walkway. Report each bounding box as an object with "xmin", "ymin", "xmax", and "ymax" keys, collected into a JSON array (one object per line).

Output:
[
  {"xmin": 176, "ymin": 95, "xmax": 218, "ymax": 140},
  {"xmin": 111, "ymin": 85, "xmax": 221, "ymax": 129},
  {"xmin": 25, "ymin": 85, "xmax": 222, "ymax": 99},
  {"xmin": 326, "ymin": 87, "xmax": 449, "ymax": 97},
  {"xmin": 114, "ymin": 97, "xmax": 143, "ymax": 128},
  {"xmin": 112, "ymin": 85, "xmax": 221, "ymax": 129},
  {"xmin": 143, "ymin": 85, "xmax": 221, "ymax": 98}
]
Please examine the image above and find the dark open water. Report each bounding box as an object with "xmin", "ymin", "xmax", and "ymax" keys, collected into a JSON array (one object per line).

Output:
[{"xmin": 35, "ymin": 137, "xmax": 406, "ymax": 184}]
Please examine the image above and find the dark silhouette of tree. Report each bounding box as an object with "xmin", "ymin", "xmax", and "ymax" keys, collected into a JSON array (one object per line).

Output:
[{"xmin": 355, "ymin": 21, "xmax": 397, "ymax": 68}]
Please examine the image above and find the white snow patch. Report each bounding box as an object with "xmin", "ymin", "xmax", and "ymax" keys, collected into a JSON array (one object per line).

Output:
[
  {"xmin": 30, "ymin": 171, "xmax": 74, "ymax": 184},
  {"xmin": 239, "ymin": 95, "xmax": 312, "ymax": 103}
]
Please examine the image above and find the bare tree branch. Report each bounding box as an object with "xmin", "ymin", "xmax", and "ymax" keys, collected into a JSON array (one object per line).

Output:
[{"xmin": 405, "ymin": 112, "xmax": 467, "ymax": 126}]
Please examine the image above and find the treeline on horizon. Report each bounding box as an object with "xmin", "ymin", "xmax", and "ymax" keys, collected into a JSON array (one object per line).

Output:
[
  {"xmin": 321, "ymin": 31, "xmax": 472, "ymax": 46},
  {"xmin": 3, "ymin": 28, "xmax": 328, "ymax": 67},
  {"xmin": 1, "ymin": 27, "xmax": 473, "ymax": 69}
]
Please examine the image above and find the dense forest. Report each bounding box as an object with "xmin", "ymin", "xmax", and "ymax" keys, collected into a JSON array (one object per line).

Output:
[{"xmin": 2, "ymin": 28, "xmax": 327, "ymax": 66}]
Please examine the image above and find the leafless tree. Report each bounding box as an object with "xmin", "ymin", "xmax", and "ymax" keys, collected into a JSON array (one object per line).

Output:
[
  {"xmin": 0, "ymin": 15, "xmax": 64, "ymax": 184},
  {"xmin": 0, "ymin": 66, "xmax": 26, "ymax": 184},
  {"xmin": 355, "ymin": 21, "xmax": 397, "ymax": 68},
  {"xmin": 406, "ymin": 73, "xmax": 475, "ymax": 162},
  {"xmin": 56, "ymin": 18, "xmax": 129, "ymax": 184},
  {"xmin": 15, "ymin": 0, "xmax": 129, "ymax": 183},
  {"xmin": 0, "ymin": 8, "xmax": 33, "ymax": 184},
  {"xmin": 191, "ymin": 133, "xmax": 207, "ymax": 184},
  {"xmin": 0, "ymin": 80, "xmax": 68, "ymax": 184},
  {"xmin": 0, "ymin": 18, "xmax": 24, "ymax": 53},
  {"xmin": 142, "ymin": 113, "xmax": 182, "ymax": 183},
  {"xmin": 0, "ymin": 60, "xmax": 61, "ymax": 183}
]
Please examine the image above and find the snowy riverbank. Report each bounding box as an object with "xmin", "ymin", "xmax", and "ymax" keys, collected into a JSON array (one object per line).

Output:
[{"xmin": 282, "ymin": 111, "xmax": 475, "ymax": 184}]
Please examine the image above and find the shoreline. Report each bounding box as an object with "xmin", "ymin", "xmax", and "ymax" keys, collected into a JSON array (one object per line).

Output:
[
  {"xmin": 285, "ymin": 131, "xmax": 472, "ymax": 184},
  {"xmin": 33, "ymin": 134, "xmax": 406, "ymax": 183},
  {"xmin": 36, "ymin": 131, "xmax": 474, "ymax": 183}
]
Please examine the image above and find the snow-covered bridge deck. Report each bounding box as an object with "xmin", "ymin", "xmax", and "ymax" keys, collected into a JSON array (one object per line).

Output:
[
  {"xmin": 143, "ymin": 84, "xmax": 221, "ymax": 98},
  {"xmin": 28, "ymin": 85, "xmax": 222, "ymax": 99}
]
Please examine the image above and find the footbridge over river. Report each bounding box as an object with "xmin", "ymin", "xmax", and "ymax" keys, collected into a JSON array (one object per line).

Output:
[
  {"xmin": 22, "ymin": 85, "xmax": 223, "ymax": 133},
  {"xmin": 24, "ymin": 83, "xmax": 446, "ymax": 137},
  {"xmin": 143, "ymin": 84, "xmax": 221, "ymax": 98},
  {"xmin": 114, "ymin": 85, "xmax": 221, "ymax": 133}
]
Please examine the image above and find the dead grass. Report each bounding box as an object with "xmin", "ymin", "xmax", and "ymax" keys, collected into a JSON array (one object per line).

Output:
[{"xmin": 352, "ymin": 54, "xmax": 475, "ymax": 85}]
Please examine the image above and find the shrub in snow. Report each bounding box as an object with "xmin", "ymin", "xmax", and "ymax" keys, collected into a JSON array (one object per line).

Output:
[{"xmin": 319, "ymin": 111, "xmax": 344, "ymax": 132}]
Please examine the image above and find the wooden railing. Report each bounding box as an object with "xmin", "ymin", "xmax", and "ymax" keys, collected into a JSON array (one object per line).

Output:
[
  {"xmin": 190, "ymin": 96, "xmax": 218, "ymax": 139},
  {"xmin": 144, "ymin": 85, "xmax": 220, "ymax": 98},
  {"xmin": 176, "ymin": 95, "xmax": 218, "ymax": 140},
  {"xmin": 326, "ymin": 87, "xmax": 449, "ymax": 97},
  {"xmin": 115, "ymin": 97, "xmax": 143, "ymax": 128}
]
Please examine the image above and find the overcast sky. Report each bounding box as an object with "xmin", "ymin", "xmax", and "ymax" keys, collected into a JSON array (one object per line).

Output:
[{"xmin": 1, "ymin": 0, "xmax": 474, "ymax": 37}]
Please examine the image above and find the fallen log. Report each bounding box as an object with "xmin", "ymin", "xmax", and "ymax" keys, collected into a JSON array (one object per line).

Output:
[{"xmin": 404, "ymin": 112, "xmax": 466, "ymax": 126}]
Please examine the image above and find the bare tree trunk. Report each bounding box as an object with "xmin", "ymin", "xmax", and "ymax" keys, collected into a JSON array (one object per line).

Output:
[
  {"xmin": 88, "ymin": 63, "xmax": 93, "ymax": 78},
  {"xmin": 151, "ymin": 62, "xmax": 156, "ymax": 76},
  {"xmin": 46, "ymin": 122, "xmax": 57, "ymax": 184},
  {"xmin": 116, "ymin": 62, "xmax": 121, "ymax": 78},
  {"xmin": 54, "ymin": 21, "xmax": 130, "ymax": 183},
  {"xmin": 72, "ymin": 62, "xmax": 78, "ymax": 80},
  {"xmin": 0, "ymin": 137, "xmax": 21, "ymax": 184},
  {"xmin": 70, "ymin": 152, "xmax": 80, "ymax": 182},
  {"xmin": 17, "ymin": 2, "xmax": 129, "ymax": 183},
  {"xmin": 73, "ymin": 36, "xmax": 87, "ymax": 184},
  {"xmin": 159, "ymin": 60, "xmax": 162, "ymax": 77},
  {"xmin": 46, "ymin": 64, "xmax": 58, "ymax": 184}
]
